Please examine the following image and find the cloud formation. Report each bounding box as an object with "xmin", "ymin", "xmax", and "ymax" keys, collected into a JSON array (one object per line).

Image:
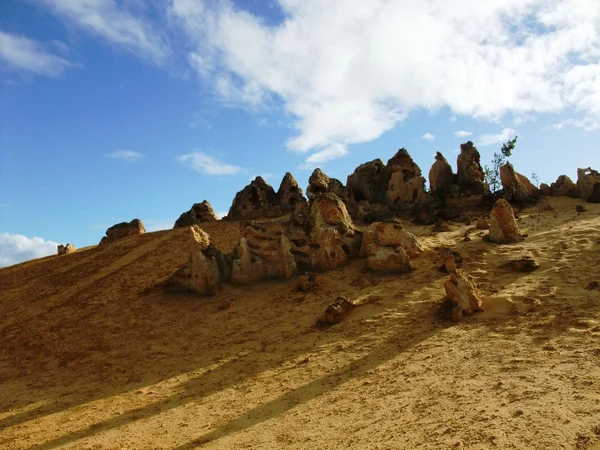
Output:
[
  {"xmin": 0, "ymin": 233, "xmax": 59, "ymax": 268},
  {"xmin": 421, "ymin": 133, "xmax": 435, "ymax": 141},
  {"xmin": 0, "ymin": 31, "xmax": 73, "ymax": 77},
  {"xmin": 176, "ymin": 151, "xmax": 245, "ymax": 176},
  {"xmin": 454, "ymin": 130, "xmax": 473, "ymax": 138},
  {"xmin": 169, "ymin": 0, "xmax": 600, "ymax": 165},
  {"xmin": 105, "ymin": 150, "xmax": 144, "ymax": 162},
  {"xmin": 478, "ymin": 128, "xmax": 517, "ymax": 146}
]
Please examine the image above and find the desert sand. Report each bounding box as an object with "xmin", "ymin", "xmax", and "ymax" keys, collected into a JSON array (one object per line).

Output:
[{"xmin": 1, "ymin": 196, "xmax": 599, "ymax": 449}]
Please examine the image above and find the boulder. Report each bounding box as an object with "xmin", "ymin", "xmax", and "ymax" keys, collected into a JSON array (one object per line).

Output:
[
  {"xmin": 346, "ymin": 159, "xmax": 387, "ymax": 204},
  {"xmin": 166, "ymin": 226, "xmax": 227, "ymax": 295},
  {"xmin": 365, "ymin": 246, "xmax": 412, "ymax": 272},
  {"xmin": 429, "ymin": 152, "xmax": 455, "ymax": 196},
  {"xmin": 443, "ymin": 269, "xmax": 484, "ymax": 321},
  {"xmin": 57, "ymin": 243, "xmax": 76, "ymax": 255},
  {"xmin": 277, "ymin": 172, "xmax": 308, "ymax": 214},
  {"xmin": 384, "ymin": 148, "xmax": 428, "ymax": 207},
  {"xmin": 488, "ymin": 199, "xmax": 521, "ymax": 243},
  {"xmin": 174, "ymin": 200, "xmax": 218, "ymax": 228},
  {"xmin": 231, "ymin": 222, "xmax": 297, "ymax": 284},
  {"xmin": 457, "ymin": 141, "xmax": 487, "ymax": 195},
  {"xmin": 499, "ymin": 162, "xmax": 538, "ymax": 202},
  {"xmin": 226, "ymin": 177, "xmax": 279, "ymax": 220},
  {"xmin": 549, "ymin": 175, "xmax": 578, "ymax": 197},
  {"xmin": 539, "ymin": 183, "xmax": 551, "ymax": 195},
  {"xmin": 360, "ymin": 220, "xmax": 423, "ymax": 259},
  {"xmin": 100, "ymin": 219, "xmax": 145, "ymax": 244},
  {"xmin": 315, "ymin": 296, "xmax": 357, "ymax": 328},
  {"xmin": 577, "ymin": 167, "xmax": 600, "ymax": 202}
]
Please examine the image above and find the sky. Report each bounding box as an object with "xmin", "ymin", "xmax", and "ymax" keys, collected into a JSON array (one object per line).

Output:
[{"xmin": 1, "ymin": 0, "xmax": 599, "ymax": 267}]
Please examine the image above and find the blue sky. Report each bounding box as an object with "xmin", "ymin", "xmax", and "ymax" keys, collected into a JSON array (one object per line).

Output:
[{"xmin": 1, "ymin": 0, "xmax": 599, "ymax": 266}]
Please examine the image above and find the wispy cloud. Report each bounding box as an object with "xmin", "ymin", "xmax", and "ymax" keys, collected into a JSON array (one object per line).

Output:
[
  {"xmin": 453, "ymin": 130, "xmax": 473, "ymax": 138},
  {"xmin": 0, "ymin": 31, "xmax": 74, "ymax": 77},
  {"xmin": 36, "ymin": 0, "xmax": 169, "ymax": 64},
  {"xmin": 421, "ymin": 133, "xmax": 435, "ymax": 141},
  {"xmin": 105, "ymin": 150, "xmax": 144, "ymax": 162},
  {"xmin": 176, "ymin": 152, "xmax": 245, "ymax": 176},
  {"xmin": 478, "ymin": 128, "xmax": 517, "ymax": 146},
  {"xmin": 303, "ymin": 143, "xmax": 349, "ymax": 168},
  {"xmin": 0, "ymin": 232, "xmax": 60, "ymax": 268}
]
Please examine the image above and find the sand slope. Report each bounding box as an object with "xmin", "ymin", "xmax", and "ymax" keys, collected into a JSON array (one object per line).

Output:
[{"xmin": 1, "ymin": 197, "xmax": 599, "ymax": 449}]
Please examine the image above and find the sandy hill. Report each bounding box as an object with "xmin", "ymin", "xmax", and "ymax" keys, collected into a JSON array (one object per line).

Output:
[{"xmin": 1, "ymin": 197, "xmax": 599, "ymax": 449}]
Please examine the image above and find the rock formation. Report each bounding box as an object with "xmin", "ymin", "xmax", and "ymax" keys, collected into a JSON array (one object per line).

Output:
[
  {"xmin": 443, "ymin": 268, "xmax": 484, "ymax": 321},
  {"xmin": 57, "ymin": 243, "xmax": 76, "ymax": 255},
  {"xmin": 577, "ymin": 167, "xmax": 600, "ymax": 202},
  {"xmin": 589, "ymin": 183, "xmax": 600, "ymax": 203},
  {"xmin": 99, "ymin": 219, "xmax": 146, "ymax": 245},
  {"xmin": 488, "ymin": 199, "xmax": 521, "ymax": 243},
  {"xmin": 307, "ymin": 169, "xmax": 331, "ymax": 200},
  {"xmin": 499, "ymin": 162, "xmax": 538, "ymax": 202},
  {"xmin": 346, "ymin": 159, "xmax": 387, "ymax": 204},
  {"xmin": 174, "ymin": 200, "xmax": 218, "ymax": 228},
  {"xmin": 315, "ymin": 296, "xmax": 357, "ymax": 328},
  {"xmin": 385, "ymin": 148, "xmax": 428, "ymax": 207},
  {"xmin": 166, "ymin": 226, "xmax": 229, "ymax": 295},
  {"xmin": 548, "ymin": 175, "xmax": 578, "ymax": 197},
  {"xmin": 503, "ymin": 255, "xmax": 540, "ymax": 273},
  {"xmin": 226, "ymin": 177, "xmax": 279, "ymax": 220},
  {"xmin": 277, "ymin": 172, "xmax": 308, "ymax": 214},
  {"xmin": 456, "ymin": 141, "xmax": 487, "ymax": 195},
  {"xmin": 428, "ymin": 152, "xmax": 455, "ymax": 197}
]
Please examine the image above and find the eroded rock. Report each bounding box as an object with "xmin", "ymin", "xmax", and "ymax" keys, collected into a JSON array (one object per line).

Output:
[
  {"xmin": 500, "ymin": 162, "xmax": 538, "ymax": 202},
  {"xmin": 346, "ymin": 159, "xmax": 387, "ymax": 204},
  {"xmin": 488, "ymin": 199, "xmax": 521, "ymax": 244},
  {"xmin": 385, "ymin": 148, "xmax": 428, "ymax": 207},
  {"xmin": 307, "ymin": 169, "xmax": 331, "ymax": 200},
  {"xmin": 549, "ymin": 175, "xmax": 578, "ymax": 197},
  {"xmin": 57, "ymin": 243, "xmax": 76, "ymax": 255},
  {"xmin": 503, "ymin": 255, "xmax": 539, "ymax": 273},
  {"xmin": 100, "ymin": 219, "xmax": 145, "ymax": 244},
  {"xmin": 429, "ymin": 152, "xmax": 455, "ymax": 197},
  {"xmin": 174, "ymin": 201, "xmax": 218, "ymax": 228},
  {"xmin": 443, "ymin": 269, "xmax": 484, "ymax": 321},
  {"xmin": 277, "ymin": 172, "xmax": 308, "ymax": 214},
  {"xmin": 457, "ymin": 141, "xmax": 487, "ymax": 195},
  {"xmin": 577, "ymin": 167, "xmax": 600, "ymax": 202},
  {"xmin": 226, "ymin": 177, "xmax": 279, "ymax": 220},
  {"xmin": 315, "ymin": 296, "xmax": 356, "ymax": 328}
]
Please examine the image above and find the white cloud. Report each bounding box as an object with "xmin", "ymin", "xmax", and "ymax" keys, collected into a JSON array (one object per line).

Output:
[
  {"xmin": 551, "ymin": 123, "xmax": 564, "ymax": 130},
  {"xmin": 453, "ymin": 130, "xmax": 473, "ymax": 138},
  {"xmin": 0, "ymin": 233, "xmax": 60, "ymax": 268},
  {"xmin": 170, "ymin": 0, "xmax": 600, "ymax": 158},
  {"xmin": 421, "ymin": 133, "xmax": 435, "ymax": 141},
  {"xmin": 478, "ymin": 128, "xmax": 517, "ymax": 146},
  {"xmin": 105, "ymin": 150, "xmax": 143, "ymax": 162},
  {"xmin": 449, "ymin": 115, "xmax": 458, "ymax": 123},
  {"xmin": 0, "ymin": 31, "xmax": 74, "ymax": 77},
  {"xmin": 176, "ymin": 152, "xmax": 245, "ymax": 176},
  {"xmin": 304, "ymin": 143, "xmax": 349, "ymax": 168},
  {"xmin": 36, "ymin": 0, "xmax": 169, "ymax": 64}
]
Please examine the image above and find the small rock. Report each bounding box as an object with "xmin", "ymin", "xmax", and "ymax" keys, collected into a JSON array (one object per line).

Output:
[
  {"xmin": 586, "ymin": 281, "xmax": 599, "ymax": 290},
  {"xmin": 315, "ymin": 296, "xmax": 357, "ymax": 328},
  {"xmin": 503, "ymin": 256, "xmax": 539, "ymax": 273},
  {"xmin": 57, "ymin": 243, "xmax": 76, "ymax": 255},
  {"xmin": 576, "ymin": 204, "xmax": 587, "ymax": 213},
  {"xmin": 476, "ymin": 218, "xmax": 490, "ymax": 230},
  {"xmin": 433, "ymin": 221, "xmax": 451, "ymax": 232},
  {"xmin": 443, "ymin": 269, "xmax": 484, "ymax": 321},
  {"xmin": 297, "ymin": 273, "xmax": 319, "ymax": 292}
]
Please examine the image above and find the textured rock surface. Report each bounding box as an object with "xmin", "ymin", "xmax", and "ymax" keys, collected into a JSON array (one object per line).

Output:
[
  {"xmin": 549, "ymin": 175, "xmax": 578, "ymax": 197},
  {"xmin": 174, "ymin": 201, "xmax": 218, "ymax": 228},
  {"xmin": 100, "ymin": 219, "xmax": 146, "ymax": 244},
  {"xmin": 166, "ymin": 226, "xmax": 226, "ymax": 295},
  {"xmin": 577, "ymin": 167, "xmax": 600, "ymax": 202},
  {"xmin": 365, "ymin": 246, "xmax": 412, "ymax": 272},
  {"xmin": 384, "ymin": 149, "xmax": 428, "ymax": 207},
  {"xmin": 499, "ymin": 163, "xmax": 538, "ymax": 202},
  {"xmin": 57, "ymin": 243, "xmax": 76, "ymax": 255},
  {"xmin": 443, "ymin": 269, "xmax": 484, "ymax": 321},
  {"xmin": 429, "ymin": 152, "xmax": 455, "ymax": 196},
  {"xmin": 456, "ymin": 141, "xmax": 487, "ymax": 195},
  {"xmin": 315, "ymin": 296, "xmax": 357, "ymax": 328},
  {"xmin": 306, "ymin": 169, "xmax": 331, "ymax": 200},
  {"xmin": 503, "ymin": 255, "xmax": 540, "ymax": 273},
  {"xmin": 277, "ymin": 172, "xmax": 308, "ymax": 214},
  {"xmin": 488, "ymin": 199, "xmax": 521, "ymax": 243},
  {"xmin": 226, "ymin": 177, "xmax": 279, "ymax": 220},
  {"xmin": 346, "ymin": 159, "xmax": 387, "ymax": 204},
  {"xmin": 360, "ymin": 220, "xmax": 423, "ymax": 259}
]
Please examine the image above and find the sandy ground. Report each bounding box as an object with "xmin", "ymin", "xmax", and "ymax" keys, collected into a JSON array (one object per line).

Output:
[{"xmin": 1, "ymin": 196, "xmax": 599, "ymax": 449}]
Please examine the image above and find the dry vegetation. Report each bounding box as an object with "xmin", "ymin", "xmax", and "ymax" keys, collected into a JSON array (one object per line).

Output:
[{"xmin": 1, "ymin": 197, "xmax": 599, "ymax": 449}]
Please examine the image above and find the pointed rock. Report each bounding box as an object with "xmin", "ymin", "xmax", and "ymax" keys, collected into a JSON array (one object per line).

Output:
[
  {"xmin": 429, "ymin": 152, "xmax": 455, "ymax": 196},
  {"xmin": 277, "ymin": 172, "xmax": 308, "ymax": 214},
  {"xmin": 488, "ymin": 199, "xmax": 521, "ymax": 243},
  {"xmin": 385, "ymin": 148, "xmax": 428, "ymax": 207},
  {"xmin": 306, "ymin": 168, "xmax": 331, "ymax": 200},
  {"xmin": 226, "ymin": 177, "xmax": 279, "ymax": 220},
  {"xmin": 174, "ymin": 200, "xmax": 218, "ymax": 228},
  {"xmin": 499, "ymin": 162, "xmax": 538, "ymax": 202},
  {"xmin": 457, "ymin": 141, "xmax": 486, "ymax": 195}
]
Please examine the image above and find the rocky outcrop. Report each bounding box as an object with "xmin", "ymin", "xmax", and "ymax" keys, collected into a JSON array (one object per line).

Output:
[
  {"xmin": 488, "ymin": 199, "xmax": 521, "ymax": 243},
  {"xmin": 385, "ymin": 149, "xmax": 428, "ymax": 207},
  {"xmin": 457, "ymin": 141, "xmax": 487, "ymax": 195},
  {"xmin": 57, "ymin": 243, "xmax": 76, "ymax": 255},
  {"xmin": 360, "ymin": 219, "xmax": 421, "ymax": 272},
  {"xmin": 226, "ymin": 177, "xmax": 279, "ymax": 220},
  {"xmin": 230, "ymin": 222, "xmax": 297, "ymax": 285},
  {"xmin": 590, "ymin": 183, "xmax": 600, "ymax": 203},
  {"xmin": 443, "ymin": 268, "xmax": 484, "ymax": 321},
  {"xmin": 346, "ymin": 159, "xmax": 387, "ymax": 204},
  {"xmin": 549, "ymin": 175, "xmax": 578, "ymax": 197},
  {"xmin": 277, "ymin": 172, "xmax": 308, "ymax": 214},
  {"xmin": 499, "ymin": 162, "xmax": 538, "ymax": 202},
  {"xmin": 429, "ymin": 152, "xmax": 455, "ymax": 197},
  {"xmin": 577, "ymin": 167, "xmax": 600, "ymax": 202},
  {"xmin": 99, "ymin": 219, "xmax": 145, "ymax": 244},
  {"xmin": 307, "ymin": 169, "xmax": 331, "ymax": 200},
  {"xmin": 315, "ymin": 296, "xmax": 357, "ymax": 328},
  {"xmin": 166, "ymin": 226, "xmax": 230, "ymax": 295},
  {"xmin": 174, "ymin": 201, "xmax": 218, "ymax": 228}
]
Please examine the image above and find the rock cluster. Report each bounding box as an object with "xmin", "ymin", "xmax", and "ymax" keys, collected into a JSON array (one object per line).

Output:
[
  {"xmin": 174, "ymin": 200, "xmax": 218, "ymax": 228},
  {"xmin": 99, "ymin": 219, "xmax": 145, "ymax": 245},
  {"xmin": 499, "ymin": 163, "xmax": 538, "ymax": 202},
  {"xmin": 488, "ymin": 199, "xmax": 521, "ymax": 243},
  {"xmin": 456, "ymin": 141, "xmax": 487, "ymax": 195},
  {"xmin": 57, "ymin": 243, "xmax": 76, "ymax": 255},
  {"xmin": 577, "ymin": 168, "xmax": 600, "ymax": 203},
  {"xmin": 226, "ymin": 174, "xmax": 308, "ymax": 220}
]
